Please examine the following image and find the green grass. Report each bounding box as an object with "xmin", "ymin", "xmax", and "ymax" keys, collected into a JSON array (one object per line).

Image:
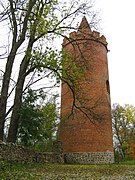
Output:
[
  {"xmin": 119, "ymin": 160, "xmax": 135, "ymax": 165},
  {"xmin": 0, "ymin": 161, "xmax": 135, "ymax": 179}
]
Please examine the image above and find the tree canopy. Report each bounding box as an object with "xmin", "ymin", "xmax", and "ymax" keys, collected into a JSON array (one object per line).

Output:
[{"xmin": 0, "ymin": 0, "xmax": 97, "ymax": 143}]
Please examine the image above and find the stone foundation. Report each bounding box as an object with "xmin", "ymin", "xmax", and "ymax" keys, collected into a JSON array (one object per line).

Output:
[{"xmin": 64, "ymin": 152, "xmax": 114, "ymax": 164}]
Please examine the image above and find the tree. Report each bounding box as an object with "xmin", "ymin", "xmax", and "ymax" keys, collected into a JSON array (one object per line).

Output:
[
  {"xmin": 112, "ymin": 103, "xmax": 135, "ymax": 160},
  {"xmin": 37, "ymin": 100, "xmax": 59, "ymax": 151},
  {"xmin": 0, "ymin": 0, "xmax": 97, "ymax": 142},
  {"xmin": 17, "ymin": 89, "xmax": 58, "ymax": 151}
]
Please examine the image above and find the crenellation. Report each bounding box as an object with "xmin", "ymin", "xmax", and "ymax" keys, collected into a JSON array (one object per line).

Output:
[
  {"xmin": 63, "ymin": 29, "xmax": 108, "ymax": 49},
  {"xmin": 92, "ymin": 30, "xmax": 100, "ymax": 38},
  {"xmin": 69, "ymin": 31, "xmax": 77, "ymax": 38},
  {"xmin": 99, "ymin": 35, "xmax": 108, "ymax": 45}
]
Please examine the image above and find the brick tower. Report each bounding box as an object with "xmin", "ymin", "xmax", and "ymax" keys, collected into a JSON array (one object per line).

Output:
[{"xmin": 60, "ymin": 17, "xmax": 114, "ymax": 164}]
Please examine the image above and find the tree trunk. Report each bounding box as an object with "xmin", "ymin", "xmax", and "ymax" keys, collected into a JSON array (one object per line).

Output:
[
  {"xmin": 7, "ymin": 56, "xmax": 30, "ymax": 143},
  {"xmin": 7, "ymin": 32, "xmax": 35, "ymax": 142},
  {"xmin": 0, "ymin": 0, "xmax": 36, "ymax": 141},
  {"xmin": 0, "ymin": 48, "xmax": 18, "ymax": 140}
]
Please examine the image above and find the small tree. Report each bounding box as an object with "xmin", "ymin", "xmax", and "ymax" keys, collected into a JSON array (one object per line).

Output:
[
  {"xmin": 112, "ymin": 103, "xmax": 135, "ymax": 160},
  {"xmin": 17, "ymin": 89, "xmax": 59, "ymax": 151}
]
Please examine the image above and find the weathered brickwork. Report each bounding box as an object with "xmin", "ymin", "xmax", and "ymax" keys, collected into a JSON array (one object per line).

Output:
[
  {"xmin": 60, "ymin": 17, "xmax": 114, "ymax": 164},
  {"xmin": 64, "ymin": 152, "xmax": 114, "ymax": 164}
]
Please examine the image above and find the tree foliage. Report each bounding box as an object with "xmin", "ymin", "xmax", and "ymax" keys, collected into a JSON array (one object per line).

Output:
[
  {"xmin": 0, "ymin": 0, "xmax": 97, "ymax": 142},
  {"xmin": 112, "ymin": 103, "xmax": 135, "ymax": 160},
  {"xmin": 17, "ymin": 89, "xmax": 59, "ymax": 151}
]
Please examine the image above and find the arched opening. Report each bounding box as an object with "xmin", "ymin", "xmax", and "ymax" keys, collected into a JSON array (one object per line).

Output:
[{"xmin": 106, "ymin": 80, "xmax": 110, "ymax": 94}]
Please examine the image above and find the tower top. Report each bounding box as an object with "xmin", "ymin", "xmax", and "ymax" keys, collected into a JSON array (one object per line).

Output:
[
  {"xmin": 78, "ymin": 16, "xmax": 92, "ymax": 34},
  {"xmin": 62, "ymin": 16, "xmax": 108, "ymax": 50}
]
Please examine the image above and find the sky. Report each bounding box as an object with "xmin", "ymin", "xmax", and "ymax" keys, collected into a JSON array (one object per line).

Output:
[
  {"xmin": 94, "ymin": 0, "xmax": 135, "ymax": 106},
  {"xmin": 0, "ymin": 0, "xmax": 135, "ymax": 106}
]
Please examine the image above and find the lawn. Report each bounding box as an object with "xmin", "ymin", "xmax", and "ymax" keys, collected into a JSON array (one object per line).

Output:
[{"xmin": 0, "ymin": 161, "xmax": 135, "ymax": 179}]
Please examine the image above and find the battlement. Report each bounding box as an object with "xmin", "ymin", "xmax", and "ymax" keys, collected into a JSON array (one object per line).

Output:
[{"xmin": 62, "ymin": 19, "xmax": 108, "ymax": 48}]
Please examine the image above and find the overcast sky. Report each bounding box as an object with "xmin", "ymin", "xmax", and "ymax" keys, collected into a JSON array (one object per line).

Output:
[
  {"xmin": 0, "ymin": 0, "xmax": 135, "ymax": 106},
  {"xmin": 95, "ymin": 0, "xmax": 135, "ymax": 105}
]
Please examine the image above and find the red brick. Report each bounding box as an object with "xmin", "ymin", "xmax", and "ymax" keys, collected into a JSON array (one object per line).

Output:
[{"xmin": 60, "ymin": 17, "xmax": 113, "ymax": 154}]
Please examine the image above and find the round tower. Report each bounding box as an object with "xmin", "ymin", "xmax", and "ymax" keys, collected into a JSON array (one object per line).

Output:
[{"xmin": 60, "ymin": 17, "xmax": 114, "ymax": 164}]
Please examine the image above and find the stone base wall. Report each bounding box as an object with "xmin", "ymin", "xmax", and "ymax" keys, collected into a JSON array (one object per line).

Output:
[
  {"xmin": 0, "ymin": 141, "xmax": 64, "ymax": 164},
  {"xmin": 64, "ymin": 152, "xmax": 114, "ymax": 164},
  {"xmin": 0, "ymin": 141, "xmax": 114, "ymax": 164}
]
